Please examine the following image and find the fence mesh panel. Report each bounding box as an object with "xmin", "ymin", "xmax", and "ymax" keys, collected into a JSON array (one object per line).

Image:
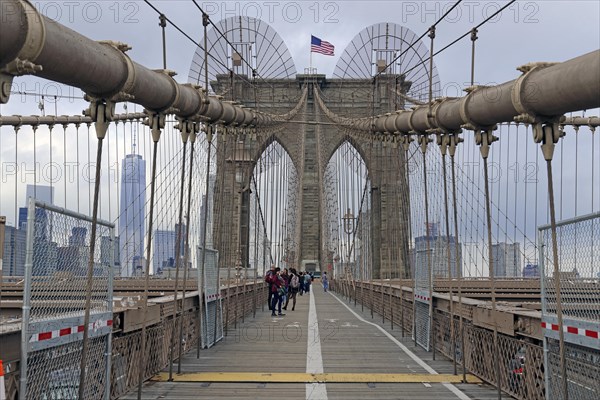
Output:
[
  {"xmin": 21, "ymin": 200, "xmax": 114, "ymax": 400},
  {"xmin": 540, "ymin": 212, "xmax": 600, "ymax": 399},
  {"xmin": 198, "ymin": 248, "xmax": 223, "ymax": 348},
  {"xmin": 540, "ymin": 212, "xmax": 600, "ymax": 321}
]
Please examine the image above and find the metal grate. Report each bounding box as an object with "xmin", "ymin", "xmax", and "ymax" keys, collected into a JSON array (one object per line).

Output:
[
  {"xmin": 546, "ymin": 340, "xmax": 600, "ymax": 400},
  {"xmin": 20, "ymin": 199, "xmax": 114, "ymax": 399},
  {"xmin": 540, "ymin": 212, "xmax": 600, "ymax": 323},
  {"xmin": 198, "ymin": 247, "xmax": 223, "ymax": 348},
  {"xmin": 414, "ymin": 301, "xmax": 430, "ymax": 351},
  {"xmin": 539, "ymin": 212, "xmax": 600, "ymax": 399}
]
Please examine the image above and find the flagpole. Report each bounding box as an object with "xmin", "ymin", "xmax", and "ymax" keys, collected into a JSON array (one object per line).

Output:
[{"xmin": 310, "ymin": 49, "xmax": 313, "ymax": 74}]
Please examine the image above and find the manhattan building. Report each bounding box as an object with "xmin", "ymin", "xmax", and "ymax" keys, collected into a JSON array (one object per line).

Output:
[
  {"xmin": 414, "ymin": 223, "xmax": 462, "ymax": 280},
  {"xmin": 119, "ymin": 153, "xmax": 146, "ymax": 277},
  {"xmin": 491, "ymin": 242, "xmax": 522, "ymax": 277}
]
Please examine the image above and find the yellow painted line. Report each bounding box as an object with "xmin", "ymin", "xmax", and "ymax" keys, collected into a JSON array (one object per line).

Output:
[{"xmin": 153, "ymin": 372, "xmax": 481, "ymax": 384}]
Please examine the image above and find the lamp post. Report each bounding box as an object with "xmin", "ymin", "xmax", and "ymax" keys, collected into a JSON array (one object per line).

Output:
[{"xmin": 342, "ymin": 208, "xmax": 356, "ymax": 267}]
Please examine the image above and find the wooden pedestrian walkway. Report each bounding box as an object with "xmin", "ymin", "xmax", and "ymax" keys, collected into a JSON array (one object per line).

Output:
[{"xmin": 123, "ymin": 284, "xmax": 507, "ymax": 399}]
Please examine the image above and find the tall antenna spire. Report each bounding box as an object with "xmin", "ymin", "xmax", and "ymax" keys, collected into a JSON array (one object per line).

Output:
[{"xmin": 132, "ymin": 125, "xmax": 137, "ymax": 155}]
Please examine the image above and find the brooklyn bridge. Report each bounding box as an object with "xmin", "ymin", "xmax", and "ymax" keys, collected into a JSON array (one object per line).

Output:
[{"xmin": 0, "ymin": 0, "xmax": 599, "ymax": 399}]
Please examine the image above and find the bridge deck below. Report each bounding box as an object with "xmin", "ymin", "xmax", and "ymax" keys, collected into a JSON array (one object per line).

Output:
[{"xmin": 124, "ymin": 285, "xmax": 507, "ymax": 399}]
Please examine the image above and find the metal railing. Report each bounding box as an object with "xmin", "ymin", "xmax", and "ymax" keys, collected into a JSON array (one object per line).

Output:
[
  {"xmin": 331, "ymin": 278, "xmax": 545, "ymax": 400},
  {"xmin": 539, "ymin": 211, "xmax": 600, "ymax": 400},
  {"xmin": 20, "ymin": 200, "xmax": 114, "ymax": 400}
]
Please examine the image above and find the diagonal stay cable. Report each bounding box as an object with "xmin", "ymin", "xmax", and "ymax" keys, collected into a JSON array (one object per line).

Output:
[
  {"xmin": 374, "ymin": 0, "xmax": 464, "ymax": 79},
  {"xmin": 400, "ymin": 0, "xmax": 518, "ymax": 79},
  {"xmin": 191, "ymin": 0, "xmax": 277, "ymax": 90}
]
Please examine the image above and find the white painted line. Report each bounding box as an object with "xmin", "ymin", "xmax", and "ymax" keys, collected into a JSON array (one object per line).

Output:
[
  {"xmin": 329, "ymin": 292, "xmax": 470, "ymax": 400},
  {"xmin": 306, "ymin": 289, "xmax": 328, "ymax": 400}
]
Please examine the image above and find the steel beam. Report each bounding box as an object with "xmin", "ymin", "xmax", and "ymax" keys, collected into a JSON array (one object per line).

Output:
[
  {"xmin": 0, "ymin": 0, "xmax": 277, "ymax": 126},
  {"xmin": 316, "ymin": 51, "xmax": 600, "ymax": 134}
]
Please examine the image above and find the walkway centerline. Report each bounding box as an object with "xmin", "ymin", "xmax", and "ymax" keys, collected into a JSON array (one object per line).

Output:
[{"xmin": 306, "ymin": 288, "xmax": 328, "ymax": 400}]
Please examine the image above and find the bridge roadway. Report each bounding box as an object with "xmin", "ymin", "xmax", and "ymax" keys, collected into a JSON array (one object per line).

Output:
[{"xmin": 124, "ymin": 283, "xmax": 504, "ymax": 400}]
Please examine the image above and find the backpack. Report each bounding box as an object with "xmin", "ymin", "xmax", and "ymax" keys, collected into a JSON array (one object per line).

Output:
[{"xmin": 290, "ymin": 274, "xmax": 299, "ymax": 289}]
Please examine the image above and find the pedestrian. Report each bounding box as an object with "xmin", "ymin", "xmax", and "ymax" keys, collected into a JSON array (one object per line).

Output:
[
  {"xmin": 304, "ymin": 271, "xmax": 312, "ymax": 293},
  {"xmin": 322, "ymin": 271, "xmax": 329, "ymax": 292},
  {"xmin": 281, "ymin": 268, "xmax": 290, "ymax": 310},
  {"xmin": 285, "ymin": 268, "xmax": 300, "ymax": 311},
  {"xmin": 298, "ymin": 272, "xmax": 304, "ymax": 295},
  {"xmin": 265, "ymin": 265, "xmax": 276, "ymax": 310},
  {"xmin": 268, "ymin": 268, "xmax": 285, "ymax": 317}
]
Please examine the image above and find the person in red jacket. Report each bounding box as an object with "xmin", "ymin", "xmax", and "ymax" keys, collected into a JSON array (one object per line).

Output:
[
  {"xmin": 265, "ymin": 265, "xmax": 276, "ymax": 311},
  {"xmin": 267, "ymin": 268, "xmax": 285, "ymax": 317}
]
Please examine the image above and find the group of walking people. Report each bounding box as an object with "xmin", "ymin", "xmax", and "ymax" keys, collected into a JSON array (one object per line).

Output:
[{"xmin": 264, "ymin": 266, "xmax": 329, "ymax": 316}]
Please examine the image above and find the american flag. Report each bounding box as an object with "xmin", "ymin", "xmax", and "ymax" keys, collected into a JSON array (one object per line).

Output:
[{"xmin": 311, "ymin": 35, "xmax": 334, "ymax": 56}]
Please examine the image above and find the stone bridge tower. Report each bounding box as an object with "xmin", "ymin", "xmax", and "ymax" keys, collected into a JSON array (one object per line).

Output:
[
  {"xmin": 192, "ymin": 18, "xmax": 439, "ymax": 279},
  {"xmin": 211, "ymin": 74, "xmax": 412, "ymax": 279}
]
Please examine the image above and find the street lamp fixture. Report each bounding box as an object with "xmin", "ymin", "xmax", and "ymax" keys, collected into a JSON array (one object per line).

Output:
[{"xmin": 342, "ymin": 208, "xmax": 356, "ymax": 261}]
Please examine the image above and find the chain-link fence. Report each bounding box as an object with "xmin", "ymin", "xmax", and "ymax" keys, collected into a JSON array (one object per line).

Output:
[
  {"xmin": 539, "ymin": 211, "xmax": 600, "ymax": 400},
  {"xmin": 334, "ymin": 280, "xmax": 548, "ymax": 400},
  {"xmin": 20, "ymin": 199, "xmax": 114, "ymax": 399},
  {"xmin": 110, "ymin": 309, "xmax": 199, "ymax": 399},
  {"xmin": 197, "ymin": 247, "xmax": 223, "ymax": 348},
  {"xmin": 414, "ymin": 245, "xmax": 432, "ymax": 350}
]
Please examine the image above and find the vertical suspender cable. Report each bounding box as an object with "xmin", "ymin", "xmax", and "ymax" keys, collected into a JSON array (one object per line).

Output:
[
  {"xmin": 137, "ymin": 116, "xmax": 162, "ymax": 400},
  {"xmin": 403, "ymin": 140, "xmax": 417, "ymax": 343},
  {"xmin": 252, "ymin": 70, "xmax": 259, "ymax": 318},
  {"xmin": 178, "ymin": 128, "xmax": 197, "ymax": 373},
  {"xmin": 159, "ymin": 14, "xmax": 167, "ymax": 70},
  {"xmin": 479, "ymin": 131, "xmax": 502, "ymax": 400},
  {"xmin": 79, "ymin": 102, "xmax": 110, "ymax": 400},
  {"xmin": 426, "ymin": 24, "xmax": 436, "ymax": 360},
  {"xmin": 197, "ymin": 12, "xmax": 211, "ymax": 358},
  {"xmin": 450, "ymin": 138, "xmax": 467, "ymax": 382},
  {"xmin": 440, "ymin": 141, "xmax": 456, "ymax": 375},
  {"xmin": 168, "ymin": 126, "xmax": 188, "ymax": 381},
  {"xmin": 542, "ymin": 126, "xmax": 569, "ymax": 400},
  {"xmin": 421, "ymin": 138, "xmax": 434, "ymax": 356},
  {"xmin": 197, "ymin": 125, "xmax": 212, "ymax": 358},
  {"xmin": 470, "ymin": 28, "xmax": 478, "ymax": 86}
]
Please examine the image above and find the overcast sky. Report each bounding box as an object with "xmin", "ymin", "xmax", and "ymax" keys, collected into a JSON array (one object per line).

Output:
[
  {"xmin": 1, "ymin": 1, "xmax": 599, "ymax": 276},
  {"xmin": 3, "ymin": 0, "xmax": 599, "ymax": 114}
]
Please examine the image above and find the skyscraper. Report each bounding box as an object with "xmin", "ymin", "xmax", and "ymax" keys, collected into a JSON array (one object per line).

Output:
[
  {"xmin": 18, "ymin": 185, "xmax": 57, "ymax": 276},
  {"xmin": 3, "ymin": 226, "xmax": 26, "ymax": 276},
  {"xmin": 101, "ymin": 235, "xmax": 120, "ymax": 277},
  {"xmin": 119, "ymin": 153, "xmax": 146, "ymax": 277},
  {"xmin": 491, "ymin": 243, "xmax": 521, "ymax": 277},
  {"xmin": 153, "ymin": 229, "xmax": 176, "ymax": 274},
  {"xmin": 199, "ymin": 174, "xmax": 216, "ymax": 248},
  {"xmin": 414, "ymin": 223, "xmax": 462, "ymax": 280}
]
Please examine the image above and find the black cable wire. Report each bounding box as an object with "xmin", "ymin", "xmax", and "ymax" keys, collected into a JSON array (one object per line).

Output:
[
  {"xmin": 191, "ymin": 0, "xmax": 283, "ymax": 96},
  {"xmin": 141, "ymin": 0, "xmax": 257, "ymax": 88},
  {"xmin": 400, "ymin": 0, "xmax": 518, "ymax": 79}
]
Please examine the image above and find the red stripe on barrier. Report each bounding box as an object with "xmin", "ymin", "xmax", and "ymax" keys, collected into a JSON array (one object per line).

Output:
[
  {"xmin": 542, "ymin": 321, "xmax": 599, "ymax": 339},
  {"xmin": 585, "ymin": 330, "xmax": 599, "ymax": 339},
  {"xmin": 59, "ymin": 328, "xmax": 71, "ymax": 336},
  {"xmin": 38, "ymin": 332, "xmax": 52, "ymax": 341}
]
